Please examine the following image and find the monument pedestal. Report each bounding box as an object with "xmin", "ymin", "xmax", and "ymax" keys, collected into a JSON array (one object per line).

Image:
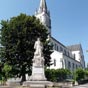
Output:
[
  {"xmin": 29, "ymin": 66, "xmax": 46, "ymax": 81},
  {"xmin": 23, "ymin": 64, "xmax": 53, "ymax": 88},
  {"xmin": 6, "ymin": 78, "xmax": 21, "ymax": 86},
  {"xmin": 23, "ymin": 81, "xmax": 53, "ymax": 88}
]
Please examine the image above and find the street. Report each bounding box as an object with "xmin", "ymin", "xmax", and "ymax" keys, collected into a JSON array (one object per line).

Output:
[{"xmin": 73, "ymin": 83, "xmax": 88, "ymax": 88}]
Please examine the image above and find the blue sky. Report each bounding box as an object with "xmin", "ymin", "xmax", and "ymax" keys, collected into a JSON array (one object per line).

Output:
[{"xmin": 0, "ymin": 0, "xmax": 88, "ymax": 66}]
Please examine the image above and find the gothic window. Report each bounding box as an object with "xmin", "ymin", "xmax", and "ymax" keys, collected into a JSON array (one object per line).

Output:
[
  {"xmin": 62, "ymin": 60, "xmax": 64, "ymax": 68},
  {"xmin": 65, "ymin": 60, "xmax": 66, "ymax": 68},
  {"xmin": 72, "ymin": 63, "xmax": 74, "ymax": 70},
  {"xmin": 60, "ymin": 59, "xmax": 64, "ymax": 68},
  {"xmin": 57, "ymin": 46, "xmax": 58, "ymax": 51},
  {"xmin": 76, "ymin": 65, "xmax": 78, "ymax": 69},
  {"xmin": 55, "ymin": 43, "xmax": 57, "ymax": 50},
  {"xmin": 74, "ymin": 54, "xmax": 76, "ymax": 59},
  {"xmin": 60, "ymin": 47, "xmax": 63, "ymax": 52},
  {"xmin": 54, "ymin": 59, "xmax": 56, "ymax": 66},
  {"xmin": 68, "ymin": 61, "xmax": 71, "ymax": 69},
  {"xmin": 81, "ymin": 55, "xmax": 83, "ymax": 59},
  {"xmin": 64, "ymin": 50, "xmax": 66, "ymax": 55},
  {"xmin": 68, "ymin": 52, "xmax": 69, "ymax": 57}
]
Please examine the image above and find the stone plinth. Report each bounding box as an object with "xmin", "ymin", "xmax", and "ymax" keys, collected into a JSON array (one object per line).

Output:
[
  {"xmin": 23, "ymin": 81, "xmax": 53, "ymax": 88},
  {"xmin": 6, "ymin": 78, "xmax": 21, "ymax": 86},
  {"xmin": 29, "ymin": 65, "xmax": 46, "ymax": 81}
]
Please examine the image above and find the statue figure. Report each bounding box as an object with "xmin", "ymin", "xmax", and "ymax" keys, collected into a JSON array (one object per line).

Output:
[
  {"xmin": 33, "ymin": 38, "xmax": 44, "ymax": 67},
  {"xmin": 34, "ymin": 38, "xmax": 43, "ymax": 57}
]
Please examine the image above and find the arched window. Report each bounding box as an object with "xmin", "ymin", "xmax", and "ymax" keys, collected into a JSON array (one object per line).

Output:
[
  {"xmin": 54, "ymin": 59, "xmax": 56, "ymax": 66},
  {"xmin": 60, "ymin": 47, "xmax": 63, "ymax": 52}
]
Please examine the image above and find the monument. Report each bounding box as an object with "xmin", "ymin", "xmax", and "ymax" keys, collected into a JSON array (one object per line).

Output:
[
  {"xmin": 23, "ymin": 38, "xmax": 53, "ymax": 88},
  {"xmin": 29, "ymin": 38, "xmax": 46, "ymax": 81}
]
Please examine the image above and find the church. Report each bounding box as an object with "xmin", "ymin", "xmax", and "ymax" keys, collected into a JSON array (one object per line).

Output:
[
  {"xmin": 35, "ymin": 0, "xmax": 85, "ymax": 71},
  {"xmin": 0, "ymin": 0, "xmax": 85, "ymax": 72}
]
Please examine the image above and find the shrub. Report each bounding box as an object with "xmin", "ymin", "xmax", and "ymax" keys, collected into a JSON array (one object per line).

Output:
[
  {"xmin": 45, "ymin": 69, "xmax": 71, "ymax": 82},
  {"xmin": 74, "ymin": 68, "xmax": 85, "ymax": 81}
]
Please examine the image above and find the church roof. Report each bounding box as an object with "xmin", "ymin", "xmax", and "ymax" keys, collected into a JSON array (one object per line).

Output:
[
  {"xmin": 67, "ymin": 44, "xmax": 82, "ymax": 51},
  {"xmin": 51, "ymin": 37, "xmax": 67, "ymax": 49}
]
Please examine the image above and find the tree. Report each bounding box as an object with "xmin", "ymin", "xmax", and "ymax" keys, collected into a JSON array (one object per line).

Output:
[
  {"xmin": 2, "ymin": 63, "xmax": 12, "ymax": 81},
  {"xmin": 0, "ymin": 14, "xmax": 52, "ymax": 82}
]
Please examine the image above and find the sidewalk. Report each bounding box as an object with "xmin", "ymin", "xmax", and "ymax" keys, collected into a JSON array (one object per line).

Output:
[{"xmin": 72, "ymin": 83, "xmax": 88, "ymax": 88}]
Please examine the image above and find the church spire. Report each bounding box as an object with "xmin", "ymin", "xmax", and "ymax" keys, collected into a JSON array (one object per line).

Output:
[
  {"xmin": 38, "ymin": 0, "xmax": 47, "ymax": 13},
  {"xmin": 35, "ymin": 0, "xmax": 51, "ymax": 35}
]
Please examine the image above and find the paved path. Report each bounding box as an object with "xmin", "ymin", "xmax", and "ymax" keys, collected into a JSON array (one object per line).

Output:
[{"xmin": 73, "ymin": 83, "xmax": 88, "ymax": 88}]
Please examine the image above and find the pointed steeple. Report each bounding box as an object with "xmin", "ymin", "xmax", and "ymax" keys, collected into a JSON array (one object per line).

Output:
[
  {"xmin": 38, "ymin": 0, "xmax": 47, "ymax": 13},
  {"xmin": 35, "ymin": 0, "xmax": 51, "ymax": 35}
]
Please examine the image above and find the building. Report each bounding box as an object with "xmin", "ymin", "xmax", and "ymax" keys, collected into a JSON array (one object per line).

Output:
[
  {"xmin": 35, "ymin": 0, "xmax": 85, "ymax": 71},
  {"xmin": 0, "ymin": 0, "xmax": 85, "ymax": 71}
]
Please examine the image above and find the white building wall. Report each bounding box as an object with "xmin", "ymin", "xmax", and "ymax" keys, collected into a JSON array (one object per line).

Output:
[
  {"xmin": 72, "ymin": 50, "xmax": 85, "ymax": 68},
  {"xmin": 50, "ymin": 51, "xmax": 63, "ymax": 69},
  {"xmin": 63, "ymin": 55, "xmax": 81, "ymax": 72},
  {"xmin": 51, "ymin": 38, "xmax": 74, "ymax": 59},
  {"xmin": 49, "ymin": 38, "xmax": 84, "ymax": 71},
  {"xmin": 72, "ymin": 51, "xmax": 80, "ymax": 62},
  {"xmin": 50, "ymin": 50, "xmax": 81, "ymax": 72}
]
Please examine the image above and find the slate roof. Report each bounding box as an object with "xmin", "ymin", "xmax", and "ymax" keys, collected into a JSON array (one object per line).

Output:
[
  {"xmin": 67, "ymin": 44, "xmax": 82, "ymax": 51},
  {"xmin": 51, "ymin": 37, "xmax": 67, "ymax": 49}
]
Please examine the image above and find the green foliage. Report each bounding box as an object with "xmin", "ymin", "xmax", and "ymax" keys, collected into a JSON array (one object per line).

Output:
[
  {"xmin": 45, "ymin": 69, "xmax": 57, "ymax": 82},
  {"xmin": 0, "ymin": 62, "xmax": 3, "ymax": 80},
  {"xmin": 0, "ymin": 14, "xmax": 52, "ymax": 81},
  {"xmin": 45, "ymin": 69, "xmax": 71, "ymax": 82},
  {"xmin": 74, "ymin": 68, "xmax": 85, "ymax": 81},
  {"xmin": 2, "ymin": 63, "xmax": 12, "ymax": 81},
  {"xmin": 85, "ymin": 69, "xmax": 88, "ymax": 78},
  {"xmin": 56, "ymin": 69, "xmax": 71, "ymax": 81}
]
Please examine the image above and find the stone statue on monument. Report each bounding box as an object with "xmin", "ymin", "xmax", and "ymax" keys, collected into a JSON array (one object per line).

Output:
[
  {"xmin": 34, "ymin": 38, "xmax": 43, "ymax": 56},
  {"xmin": 33, "ymin": 38, "xmax": 44, "ymax": 67}
]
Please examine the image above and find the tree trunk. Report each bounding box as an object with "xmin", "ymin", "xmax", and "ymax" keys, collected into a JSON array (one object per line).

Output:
[{"xmin": 21, "ymin": 74, "xmax": 26, "ymax": 82}]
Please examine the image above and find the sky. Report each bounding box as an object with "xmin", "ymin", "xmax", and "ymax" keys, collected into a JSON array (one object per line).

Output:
[{"xmin": 0, "ymin": 0, "xmax": 88, "ymax": 66}]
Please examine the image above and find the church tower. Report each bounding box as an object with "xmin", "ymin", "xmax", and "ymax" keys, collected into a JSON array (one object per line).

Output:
[{"xmin": 35, "ymin": 0, "xmax": 51, "ymax": 35}]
